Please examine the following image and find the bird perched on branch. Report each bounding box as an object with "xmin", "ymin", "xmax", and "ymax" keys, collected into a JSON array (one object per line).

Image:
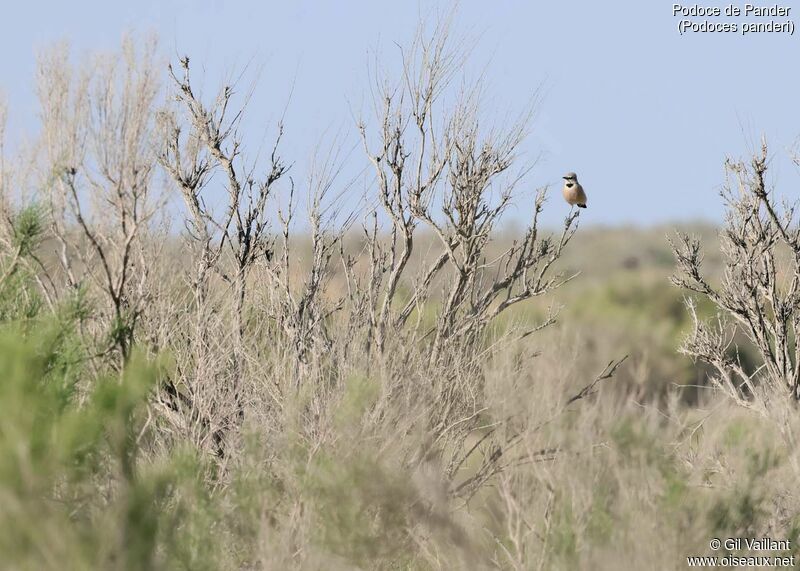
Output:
[{"xmin": 562, "ymin": 172, "xmax": 587, "ymax": 208}]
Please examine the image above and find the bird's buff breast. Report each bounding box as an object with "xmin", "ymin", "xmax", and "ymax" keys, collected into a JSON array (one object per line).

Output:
[{"xmin": 562, "ymin": 184, "xmax": 586, "ymax": 205}]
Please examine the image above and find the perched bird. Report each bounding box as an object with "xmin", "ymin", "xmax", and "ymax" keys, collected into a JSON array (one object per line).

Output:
[{"xmin": 562, "ymin": 172, "xmax": 587, "ymax": 208}]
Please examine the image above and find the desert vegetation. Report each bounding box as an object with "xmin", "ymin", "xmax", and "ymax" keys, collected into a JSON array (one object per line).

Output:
[{"xmin": 1, "ymin": 20, "xmax": 799, "ymax": 571}]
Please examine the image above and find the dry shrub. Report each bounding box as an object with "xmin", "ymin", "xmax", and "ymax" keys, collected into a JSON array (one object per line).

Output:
[{"xmin": 671, "ymin": 140, "xmax": 800, "ymax": 475}]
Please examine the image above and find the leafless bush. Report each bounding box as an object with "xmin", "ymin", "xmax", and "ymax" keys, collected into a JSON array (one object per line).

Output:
[
  {"xmin": 355, "ymin": 21, "xmax": 579, "ymax": 369},
  {"xmin": 155, "ymin": 56, "xmax": 358, "ymax": 459},
  {"xmin": 146, "ymin": 17, "xmax": 592, "ymax": 473},
  {"xmin": 263, "ymin": 147, "xmax": 354, "ymax": 368},
  {"xmin": 36, "ymin": 38, "xmax": 166, "ymax": 365},
  {"xmin": 156, "ymin": 56, "xmax": 294, "ymax": 457},
  {"xmin": 335, "ymin": 20, "xmax": 591, "ymax": 497},
  {"xmin": 671, "ymin": 139, "xmax": 800, "ymax": 412}
]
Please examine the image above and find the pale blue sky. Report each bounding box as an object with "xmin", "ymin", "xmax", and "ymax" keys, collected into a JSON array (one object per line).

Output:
[{"xmin": 1, "ymin": 1, "xmax": 798, "ymax": 226}]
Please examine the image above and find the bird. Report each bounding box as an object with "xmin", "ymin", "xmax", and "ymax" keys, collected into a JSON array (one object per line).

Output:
[{"xmin": 561, "ymin": 172, "xmax": 587, "ymax": 208}]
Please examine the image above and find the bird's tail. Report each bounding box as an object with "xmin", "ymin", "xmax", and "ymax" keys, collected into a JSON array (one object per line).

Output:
[{"xmin": 578, "ymin": 204, "xmax": 587, "ymax": 209}]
